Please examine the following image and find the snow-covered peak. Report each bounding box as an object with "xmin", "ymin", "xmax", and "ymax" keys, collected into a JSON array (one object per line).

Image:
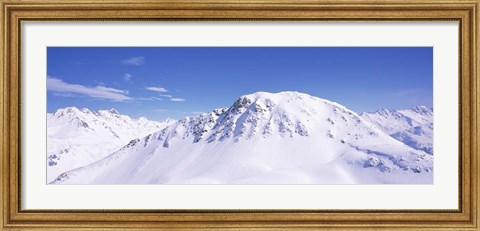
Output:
[
  {"xmin": 412, "ymin": 105, "xmax": 432, "ymax": 112},
  {"xmin": 137, "ymin": 116, "xmax": 149, "ymax": 122},
  {"xmin": 240, "ymin": 91, "xmax": 309, "ymax": 101},
  {"xmin": 53, "ymin": 107, "xmax": 123, "ymax": 118},
  {"xmin": 403, "ymin": 105, "xmax": 433, "ymax": 116},
  {"xmin": 49, "ymin": 107, "xmax": 172, "ymax": 138},
  {"xmin": 229, "ymin": 91, "xmax": 354, "ymax": 119},
  {"xmin": 94, "ymin": 108, "xmax": 122, "ymax": 118},
  {"xmin": 127, "ymin": 91, "xmax": 384, "ymax": 151},
  {"xmin": 53, "ymin": 106, "xmax": 82, "ymax": 117},
  {"xmin": 369, "ymin": 108, "xmax": 392, "ymax": 117},
  {"xmin": 108, "ymin": 108, "xmax": 120, "ymax": 115},
  {"xmin": 363, "ymin": 105, "xmax": 433, "ymax": 117},
  {"xmin": 237, "ymin": 91, "xmax": 349, "ymax": 110}
]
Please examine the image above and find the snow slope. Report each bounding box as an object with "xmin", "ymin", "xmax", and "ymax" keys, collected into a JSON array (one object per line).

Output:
[
  {"xmin": 360, "ymin": 106, "xmax": 433, "ymax": 154},
  {"xmin": 50, "ymin": 92, "xmax": 433, "ymax": 185},
  {"xmin": 47, "ymin": 107, "xmax": 174, "ymax": 182}
]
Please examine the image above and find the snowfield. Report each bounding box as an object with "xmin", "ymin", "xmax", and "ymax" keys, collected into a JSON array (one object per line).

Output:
[{"xmin": 47, "ymin": 92, "xmax": 433, "ymax": 184}]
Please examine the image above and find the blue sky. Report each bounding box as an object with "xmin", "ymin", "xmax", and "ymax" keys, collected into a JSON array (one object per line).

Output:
[{"xmin": 47, "ymin": 47, "xmax": 433, "ymax": 121}]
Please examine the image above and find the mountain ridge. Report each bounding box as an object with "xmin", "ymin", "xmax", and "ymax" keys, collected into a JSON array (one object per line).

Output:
[{"xmin": 49, "ymin": 91, "xmax": 433, "ymax": 184}]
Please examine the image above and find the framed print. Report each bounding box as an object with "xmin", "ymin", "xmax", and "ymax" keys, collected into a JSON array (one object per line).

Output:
[{"xmin": 1, "ymin": 0, "xmax": 478, "ymax": 230}]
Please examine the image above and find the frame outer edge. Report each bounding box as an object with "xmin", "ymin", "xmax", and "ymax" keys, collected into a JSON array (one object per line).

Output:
[{"xmin": 1, "ymin": 0, "xmax": 479, "ymax": 230}]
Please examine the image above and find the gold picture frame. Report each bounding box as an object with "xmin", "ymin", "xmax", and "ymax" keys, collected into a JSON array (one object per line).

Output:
[{"xmin": 1, "ymin": 0, "xmax": 478, "ymax": 230}]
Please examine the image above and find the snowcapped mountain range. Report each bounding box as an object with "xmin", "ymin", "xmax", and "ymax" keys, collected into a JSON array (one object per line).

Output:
[
  {"xmin": 48, "ymin": 92, "xmax": 434, "ymax": 184},
  {"xmin": 360, "ymin": 106, "xmax": 433, "ymax": 154},
  {"xmin": 47, "ymin": 107, "xmax": 174, "ymax": 182}
]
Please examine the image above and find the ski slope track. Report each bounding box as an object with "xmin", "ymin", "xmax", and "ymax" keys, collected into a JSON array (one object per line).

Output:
[{"xmin": 49, "ymin": 92, "xmax": 433, "ymax": 184}]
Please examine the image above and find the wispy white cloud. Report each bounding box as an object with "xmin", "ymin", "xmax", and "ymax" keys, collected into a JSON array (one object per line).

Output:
[
  {"xmin": 146, "ymin": 86, "xmax": 168, "ymax": 93},
  {"xmin": 124, "ymin": 73, "xmax": 132, "ymax": 81},
  {"xmin": 137, "ymin": 97, "xmax": 163, "ymax": 101},
  {"xmin": 171, "ymin": 98, "xmax": 186, "ymax": 102},
  {"xmin": 121, "ymin": 56, "xmax": 145, "ymax": 66},
  {"xmin": 145, "ymin": 86, "xmax": 185, "ymax": 102},
  {"xmin": 47, "ymin": 76, "xmax": 131, "ymax": 102}
]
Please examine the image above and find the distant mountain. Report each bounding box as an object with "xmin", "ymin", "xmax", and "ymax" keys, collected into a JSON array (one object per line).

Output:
[
  {"xmin": 360, "ymin": 106, "xmax": 433, "ymax": 154},
  {"xmin": 47, "ymin": 107, "xmax": 174, "ymax": 182},
  {"xmin": 50, "ymin": 92, "xmax": 433, "ymax": 185}
]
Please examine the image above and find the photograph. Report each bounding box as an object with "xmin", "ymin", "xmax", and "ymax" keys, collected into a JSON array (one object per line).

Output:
[{"xmin": 46, "ymin": 47, "xmax": 434, "ymax": 184}]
